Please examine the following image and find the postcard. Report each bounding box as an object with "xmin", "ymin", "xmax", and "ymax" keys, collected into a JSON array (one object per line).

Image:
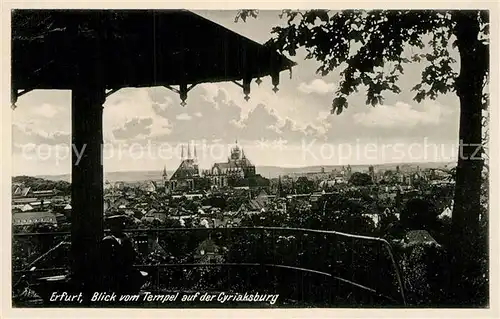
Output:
[{"xmin": 2, "ymin": 3, "xmax": 498, "ymax": 318}]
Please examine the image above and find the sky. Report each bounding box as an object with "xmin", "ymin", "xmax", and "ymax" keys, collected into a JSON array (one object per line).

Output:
[{"xmin": 11, "ymin": 10, "xmax": 461, "ymax": 176}]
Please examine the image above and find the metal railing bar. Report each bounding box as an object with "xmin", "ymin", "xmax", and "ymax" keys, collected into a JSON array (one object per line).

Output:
[
  {"xmin": 383, "ymin": 245, "xmax": 406, "ymax": 305},
  {"xmin": 12, "ymin": 226, "xmax": 406, "ymax": 304},
  {"xmin": 135, "ymin": 262, "xmax": 335, "ymax": 278},
  {"xmin": 13, "ymin": 231, "xmax": 70, "ymax": 237},
  {"xmin": 24, "ymin": 241, "xmax": 69, "ymax": 271},
  {"xmin": 13, "ymin": 226, "xmax": 390, "ymax": 243},
  {"xmin": 13, "ymin": 267, "xmax": 67, "ymax": 274}
]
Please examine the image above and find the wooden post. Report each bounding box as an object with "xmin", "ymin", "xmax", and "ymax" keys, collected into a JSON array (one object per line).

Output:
[{"xmin": 71, "ymin": 86, "xmax": 105, "ymax": 296}]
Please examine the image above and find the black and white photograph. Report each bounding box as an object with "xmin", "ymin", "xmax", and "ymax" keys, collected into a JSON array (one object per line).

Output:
[{"xmin": 4, "ymin": 5, "xmax": 496, "ymax": 312}]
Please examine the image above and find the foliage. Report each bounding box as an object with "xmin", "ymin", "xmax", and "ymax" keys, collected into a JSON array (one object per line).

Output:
[
  {"xmin": 202, "ymin": 195, "xmax": 227, "ymax": 210},
  {"xmin": 237, "ymin": 9, "xmax": 488, "ymax": 112},
  {"xmin": 225, "ymin": 195, "xmax": 248, "ymax": 211},
  {"xmin": 228, "ymin": 174, "xmax": 270, "ymax": 188},
  {"xmin": 400, "ymin": 198, "xmax": 439, "ymax": 230},
  {"xmin": 12, "ymin": 175, "xmax": 70, "ymax": 194},
  {"xmin": 295, "ymin": 177, "xmax": 315, "ymax": 194},
  {"xmin": 233, "ymin": 194, "xmax": 400, "ymax": 304},
  {"xmin": 195, "ymin": 177, "xmax": 212, "ymax": 191},
  {"xmin": 12, "ymin": 222, "xmax": 71, "ymax": 284},
  {"xmin": 349, "ymin": 172, "xmax": 373, "ymax": 186}
]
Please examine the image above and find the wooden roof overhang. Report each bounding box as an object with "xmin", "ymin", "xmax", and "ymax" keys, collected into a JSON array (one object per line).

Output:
[{"xmin": 12, "ymin": 9, "xmax": 295, "ymax": 103}]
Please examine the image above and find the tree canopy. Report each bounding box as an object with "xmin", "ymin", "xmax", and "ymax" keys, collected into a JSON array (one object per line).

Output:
[
  {"xmin": 236, "ymin": 9, "xmax": 488, "ymax": 113},
  {"xmin": 349, "ymin": 172, "xmax": 373, "ymax": 186}
]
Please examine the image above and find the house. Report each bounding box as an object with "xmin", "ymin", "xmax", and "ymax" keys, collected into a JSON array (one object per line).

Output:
[
  {"xmin": 142, "ymin": 209, "xmax": 168, "ymax": 223},
  {"xmin": 238, "ymin": 190, "xmax": 269, "ymax": 213},
  {"xmin": 194, "ymin": 238, "xmax": 223, "ymax": 263},
  {"xmin": 51, "ymin": 195, "xmax": 66, "ymax": 203},
  {"xmin": 115, "ymin": 182, "xmax": 125, "ymax": 190},
  {"xmin": 12, "ymin": 186, "xmax": 31, "ymax": 198},
  {"xmin": 20, "ymin": 204, "xmax": 34, "ymax": 212},
  {"xmin": 362, "ymin": 213, "xmax": 381, "ymax": 227},
  {"xmin": 201, "ymin": 205, "xmax": 212, "ymax": 211},
  {"xmin": 238, "ymin": 200, "xmax": 263, "ymax": 214},
  {"xmin": 30, "ymin": 200, "xmax": 51, "ymax": 209},
  {"xmin": 226, "ymin": 217, "xmax": 242, "ymax": 227},
  {"xmin": 113, "ymin": 197, "xmax": 130, "ymax": 208},
  {"xmin": 319, "ymin": 180, "xmax": 336, "ymax": 189},
  {"xmin": 403, "ymin": 230, "xmax": 441, "ymax": 248},
  {"xmin": 439, "ymin": 201, "xmax": 453, "ymax": 219},
  {"xmin": 234, "ymin": 186, "xmax": 250, "ymax": 190},
  {"xmin": 55, "ymin": 212, "xmax": 68, "ymax": 224},
  {"xmin": 310, "ymin": 192, "xmax": 324, "ymax": 202},
  {"xmin": 12, "ymin": 197, "xmax": 38, "ymax": 205},
  {"xmin": 200, "ymin": 218, "xmax": 211, "ymax": 228},
  {"xmin": 145, "ymin": 181, "xmax": 157, "ymax": 193},
  {"xmin": 104, "ymin": 180, "xmax": 114, "ymax": 190},
  {"xmin": 12, "ymin": 204, "xmax": 26, "ymax": 211},
  {"xmin": 32, "ymin": 189, "xmax": 57, "ymax": 198},
  {"xmin": 13, "ymin": 211, "xmax": 57, "ymax": 226},
  {"xmin": 185, "ymin": 193, "xmax": 204, "ymax": 200},
  {"xmin": 147, "ymin": 236, "xmax": 167, "ymax": 256}
]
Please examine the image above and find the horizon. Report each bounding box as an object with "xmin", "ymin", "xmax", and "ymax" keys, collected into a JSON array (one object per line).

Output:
[{"xmin": 13, "ymin": 159, "xmax": 455, "ymax": 180}]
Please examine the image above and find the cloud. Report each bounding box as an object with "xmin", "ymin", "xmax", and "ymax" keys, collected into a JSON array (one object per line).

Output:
[
  {"xmin": 144, "ymin": 82, "xmax": 325, "ymax": 145},
  {"xmin": 352, "ymin": 101, "xmax": 454, "ymax": 128},
  {"xmin": 12, "ymin": 124, "xmax": 70, "ymax": 146},
  {"xmin": 104, "ymin": 88, "xmax": 172, "ymax": 141},
  {"xmin": 150, "ymin": 85, "xmax": 243, "ymax": 143},
  {"xmin": 298, "ymin": 79, "xmax": 336, "ymax": 95},
  {"xmin": 176, "ymin": 113, "xmax": 192, "ymax": 121},
  {"xmin": 276, "ymin": 118, "xmax": 320, "ymax": 142},
  {"xmin": 112, "ymin": 118, "xmax": 153, "ymax": 140},
  {"xmin": 32, "ymin": 103, "xmax": 61, "ymax": 118}
]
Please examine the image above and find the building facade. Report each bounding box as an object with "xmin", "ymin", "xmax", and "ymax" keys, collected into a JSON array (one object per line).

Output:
[
  {"xmin": 202, "ymin": 141, "xmax": 256, "ymax": 188},
  {"xmin": 167, "ymin": 144, "xmax": 202, "ymax": 193}
]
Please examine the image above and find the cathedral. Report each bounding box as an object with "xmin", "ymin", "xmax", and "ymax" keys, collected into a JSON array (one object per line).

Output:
[
  {"xmin": 165, "ymin": 144, "xmax": 201, "ymax": 193},
  {"xmin": 164, "ymin": 141, "xmax": 257, "ymax": 192},
  {"xmin": 203, "ymin": 141, "xmax": 256, "ymax": 188}
]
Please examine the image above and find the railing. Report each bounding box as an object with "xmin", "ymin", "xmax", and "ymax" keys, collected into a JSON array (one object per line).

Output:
[{"xmin": 12, "ymin": 227, "xmax": 406, "ymax": 306}]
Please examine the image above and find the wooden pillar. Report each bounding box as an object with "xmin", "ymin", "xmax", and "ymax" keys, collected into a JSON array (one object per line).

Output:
[{"xmin": 71, "ymin": 86, "xmax": 105, "ymax": 294}]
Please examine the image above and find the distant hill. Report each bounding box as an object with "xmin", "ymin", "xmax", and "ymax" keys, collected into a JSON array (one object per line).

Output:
[
  {"xmin": 35, "ymin": 170, "xmax": 174, "ymax": 183},
  {"xmin": 26, "ymin": 161, "xmax": 455, "ymax": 183},
  {"xmin": 256, "ymin": 161, "xmax": 455, "ymax": 178},
  {"xmin": 12, "ymin": 175, "xmax": 71, "ymax": 193}
]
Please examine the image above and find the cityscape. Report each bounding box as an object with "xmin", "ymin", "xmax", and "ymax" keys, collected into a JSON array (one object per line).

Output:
[
  {"xmin": 12, "ymin": 141, "xmax": 463, "ymax": 306},
  {"xmin": 9, "ymin": 8, "xmax": 490, "ymax": 310}
]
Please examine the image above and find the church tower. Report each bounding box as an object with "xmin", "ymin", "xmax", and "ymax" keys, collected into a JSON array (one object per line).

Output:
[
  {"xmin": 277, "ymin": 175, "xmax": 284, "ymax": 198},
  {"xmin": 162, "ymin": 165, "xmax": 168, "ymax": 181},
  {"xmin": 230, "ymin": 139, "xmax": 241, "ymax": 160}
]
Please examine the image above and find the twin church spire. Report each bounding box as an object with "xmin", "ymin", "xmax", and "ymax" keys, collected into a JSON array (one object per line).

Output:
[{"xmin": 181, "ymin": 142, "xmax": 198, "ymax": 160}]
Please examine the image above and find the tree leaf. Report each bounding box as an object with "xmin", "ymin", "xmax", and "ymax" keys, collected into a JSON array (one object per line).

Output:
[{"xmin": 332, "ymin": 96, "xmax": 348, "ymax": 114}]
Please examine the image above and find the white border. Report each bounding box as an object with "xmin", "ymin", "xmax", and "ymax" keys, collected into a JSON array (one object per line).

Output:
[{"xmin": 1, "ymin": 1, "xmax": 499, "ymax": 318}]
